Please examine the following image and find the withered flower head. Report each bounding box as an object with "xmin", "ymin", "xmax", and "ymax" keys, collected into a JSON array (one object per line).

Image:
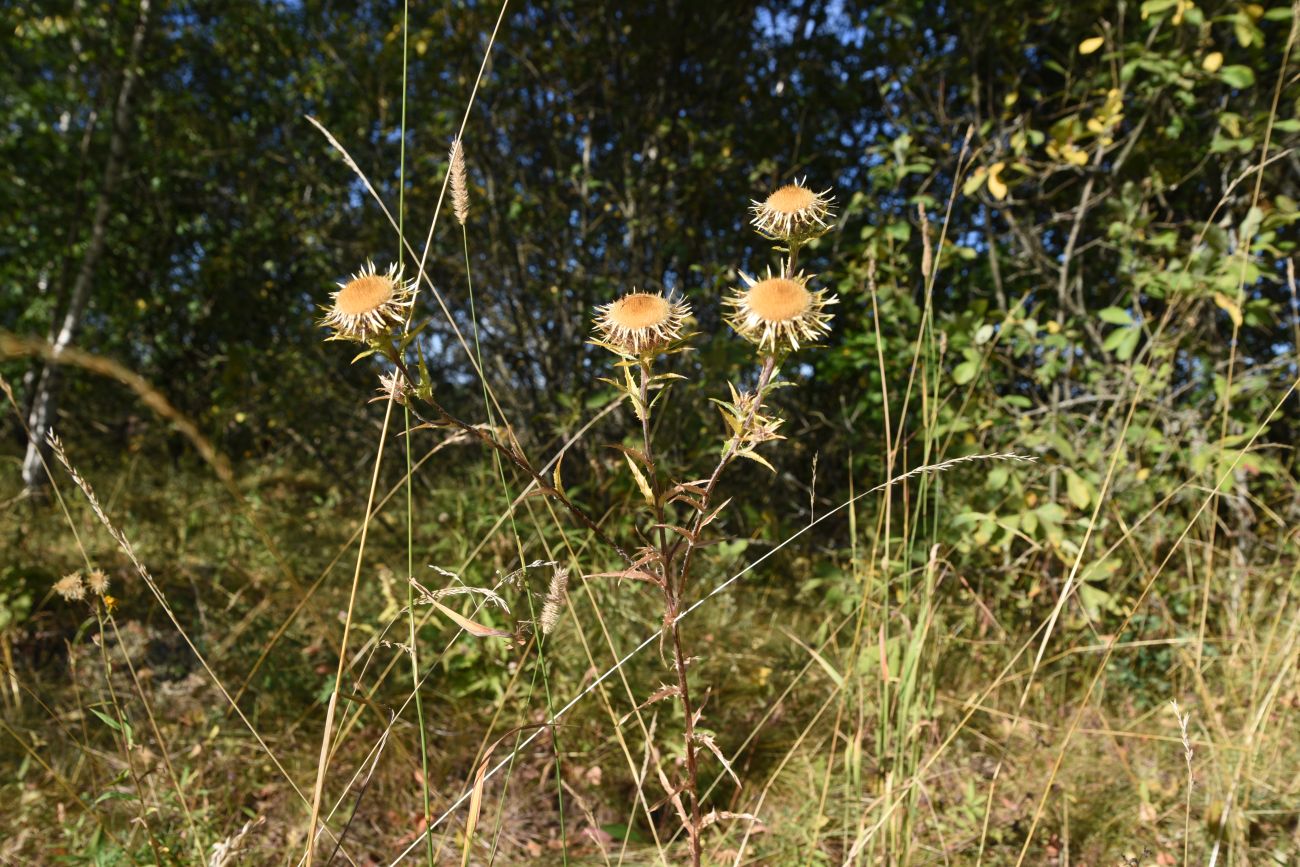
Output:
[
  {"xmin": 86, "ymin": 568, "xmax": 110, "ymax": 597},
  {"xmin": 372, "ymin": 370, "xmax": 411, "ymax": 406},
  {"xmin": 54, "ymin": 571, "xmax": 86, "ymax": 602}
]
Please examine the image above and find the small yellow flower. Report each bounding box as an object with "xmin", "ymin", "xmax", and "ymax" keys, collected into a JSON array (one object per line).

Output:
[
  {"xmin": 53, "ymin": 572, "xmax": 86, "ymax": 602},
  {"xmin": 593, "ymin": 291, "xmax": 691, "ymax": 355},
  {"xmin": 724, "ymin": 267, "xmax": 837, "ymax": 353},
  {"xmin": 750, "ymin": 179, "xmax": 835, "ymax": 241},
  {"xmin": 103, "ymin": 595, "xmax": 118, "ymax": 614},
  {"xmin": 320, "ymin": 260, "xmax": 415, "ymax": 342}
]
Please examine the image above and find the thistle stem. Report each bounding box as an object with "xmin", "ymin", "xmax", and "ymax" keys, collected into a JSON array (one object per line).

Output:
[
  {"xmin": 385, "ymin": 353, "xmax": 633, "ymax": 564},
  {"xmin": 636, "ymin": 358, "xmax": 703, "ymax": 864}
]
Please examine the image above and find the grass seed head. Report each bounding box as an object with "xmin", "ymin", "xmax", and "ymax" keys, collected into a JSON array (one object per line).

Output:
[
  {"xmin": 593, "ymin": 291, "xmax": 690, "ymax": 356},
  {"xmin": 321, "ymin": 260, "xmax": 415, "ymax": 343},
  {"xmin": 539, "ymin": 567, "xmax": 570, "ymax": 636},
  {"xmin": 750, "ymin": 178, "xmax": 835, "ymax": 241},
  {"xmin": 450, "ymin": 137, "xmax": 469, "ymax": 226},
  {"xmin": 725, "ymin": 267, "xmax": 837, "ymax": 353}
]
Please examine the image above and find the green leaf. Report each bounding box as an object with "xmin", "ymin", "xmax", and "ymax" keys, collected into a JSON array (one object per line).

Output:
[
  {"xmin": 90, "ymin": 708, "xmax": 122, "ymax": 732},
  {"xmin": 1097, "ymin": 306, "xmax": 1133, "ymax": 325},
  {"xmin": 1218, "ymin": 65, "xmax": 1256, "ymax": 88},
  {"xmin": 1035, "ymin": 502, "xmax": 1067, "ymax": 525},
  {"xmin": 1103, "ymin": 325, "xmax": 1140, "ymax": 360},
  {"xmin": 952, "ymin": 360, "xmax": 978, "ymax": 385},
  {"xmin": 1066, "ymin": 470, "xmax": 1092, "ymax": 510}
]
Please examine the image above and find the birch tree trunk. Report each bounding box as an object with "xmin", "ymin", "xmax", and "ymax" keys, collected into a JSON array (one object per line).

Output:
[{"xmin": 22, "ymin": 0, "xmax": 151, "ymax": 490}]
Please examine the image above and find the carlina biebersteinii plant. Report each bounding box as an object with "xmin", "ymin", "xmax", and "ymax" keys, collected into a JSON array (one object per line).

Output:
[
  {"xmin": 724, "ymin": 266, "xmax": 837, "ymax": 353},
  {"xmin": 317, "ymin": 167, "xmax": 838, "ymax": 867},
  {"xmin": 320, "ymin": 260, "xmax": 416, "ymax": 343},
  {"xmin": 592, "ymin": 290, "xmax": 692, "ymax": 356},
  {"xmin": 749, "ymin": 176, "xmax": 835, "ymax": 242}
]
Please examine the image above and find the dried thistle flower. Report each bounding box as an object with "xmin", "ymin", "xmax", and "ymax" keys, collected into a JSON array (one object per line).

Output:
[
  {"xmin": 724, "ymin": 267, "xmax": 837, "ymax": 353},
  {"xmin": 449, "ymin": 137, "xmax": 469, "ymax": 226},
  {"xmin": 593, "ymin": 291, "xmax": 691, "ymax": 356},
  {"xmin": 86, "ymin": 568, "xmax": 110, "ymax": 596},
  {"xmin": 54, "ymin": 571, "xmax": 86, "ymax": 602},
  {"xmin": 750, "ymin": 179, "xmax": 835, "ymax": 241},
  {"xmin": 372, "ymin": 370, "xmax": 411, "ymax": 405},
  {"xmin": 539, "ymin": 567, "xmax": 569, "ymax": 636},
  {"xmin": 320, "ymin": 260, "xmax": 415, "ymax": 343}
]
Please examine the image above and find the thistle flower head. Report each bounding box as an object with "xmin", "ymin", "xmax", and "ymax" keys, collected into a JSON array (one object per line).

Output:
[
  {"xmin": 53, "ymin": 571, "xmax": 86, "ymax": 602},
  {"xmin": 593, "ymin": 291, "xmax": 691, "ymax": 356},
  {"xmin": 449, "ymin": 137, "xmax": 469, "ymax": 226},
  {"xmin": 724, "ymin": 267, "xmax": 838, "ymax": 353},
  {"xmin": 86, "ymin": 568, "xmax": 110, "ymax": 596},
  {"xmin": 320, "ymin": 260, "xmax": 415, "ymax": 343},
  {"xmin": 750, "ymin": 178, "xmax": 835, "ymax": 241}
]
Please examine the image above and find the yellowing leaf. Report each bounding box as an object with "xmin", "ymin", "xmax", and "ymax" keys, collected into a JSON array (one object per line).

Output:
[
  {"xmin": 1213, "ymin": 291, "xmax": 1242, "ymax": 328},
  {"xmin": 737, "ymin": 449, "xmax": 776, "ymax": 473},
  {"xmin": 1066, "ymin": 470, "xmax": 1092, "ymax": 510},
  {"xmin": 623, "ymin": 453, "xmax": 656, "ymax": 507},
  {"xmin": 986, "ymin": 161, "xmax": 1008, "ymax": 200},
  {"xmin": 1078, "ymin": 36, "xmax": 1105, "ymax": 55},
  {"xmin": 431, "ymin": 599, "xmax": 511, "ymax": 638},
  {"xmin": 1202, "ymin": 51, "xmax": 1223, "ymax": 72}
]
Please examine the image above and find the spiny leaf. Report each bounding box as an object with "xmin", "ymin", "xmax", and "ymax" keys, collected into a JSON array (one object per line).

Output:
[
  {"xmin": 737, "ymin": 449, "xmax": 776, "ymax": 473},
  {"xmin": 624, "ymin": 453, "xmax": 656, "ymax": 507}
]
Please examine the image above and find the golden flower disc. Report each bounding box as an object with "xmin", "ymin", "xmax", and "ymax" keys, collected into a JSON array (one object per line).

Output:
[
  {"xmin": 746, "ymin": 277, "xmax": 811, "ymax": 322},
  {"xmin": 593, "ymin": 290, "xmax": 690, "ymax": 355},
  {"xmin": 765, "ymin": 184, "xmax": 817, "ymax": 216},
  {"xmin": 322, "ymin": 260, "xmax": 415, "ymax": 343},
  {"xmin": 335, "ymin": 274, "xmax": 395, "ymax": 316},
  {"xmin": 724, "ymin": 268, "xmax": 837, "ymax": 353},
  {"xmin": 608, "ymin": 293, "xmax": 672, "ymax": 330}
]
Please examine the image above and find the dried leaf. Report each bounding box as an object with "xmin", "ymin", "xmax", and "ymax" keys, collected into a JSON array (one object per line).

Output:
[
  {"xmin": 695, "ymin": 732, "xmax": 741, "ymax": 788},
  {"xmin": 585, "ymin": 569, "xmax": 663, "ymax": 586},
  {"xmin": 431, "ymin": 599, "xmax": 511, "ymax": 638},
  {"xmin": 698, "ymin": 498, "xmax": 731, "ymax": 530},
  {"xmin": 618, "ymin": 683, "xmax": 682, "ymax": 725},
  {"xmin": 700, "ymin": 810, "xmax": 764, "ymax": 831}
]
